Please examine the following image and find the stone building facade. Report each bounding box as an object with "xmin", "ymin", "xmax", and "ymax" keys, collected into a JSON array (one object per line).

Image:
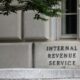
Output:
[{"xmin": 0, "ymin": 0, "xmax": 80, "ymax": 80}]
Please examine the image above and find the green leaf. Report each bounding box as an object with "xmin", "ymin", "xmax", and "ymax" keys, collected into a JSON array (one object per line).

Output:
[{"xmin": 0, "ymin": 0, "xmax": 62, "ymax": 20}]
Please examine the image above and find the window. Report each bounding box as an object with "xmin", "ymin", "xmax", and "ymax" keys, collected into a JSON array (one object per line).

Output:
[
  {"xmin": 61, "ymin": 0, "xmax": 77, "ymax": 38},
  {"xmin": 51, "ymin": 0, "xmax": 79, "ymax": 40}
]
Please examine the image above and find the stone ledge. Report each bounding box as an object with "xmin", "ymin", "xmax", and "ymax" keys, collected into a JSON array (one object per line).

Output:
[{"xmin": 0, "ymin": 69, "xmax": 80, "ymax": 79}]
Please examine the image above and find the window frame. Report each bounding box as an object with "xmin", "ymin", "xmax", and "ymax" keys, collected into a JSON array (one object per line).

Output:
[{"xmin": 55, "ymin": 0, "xmax": 78, "ymax": 40}]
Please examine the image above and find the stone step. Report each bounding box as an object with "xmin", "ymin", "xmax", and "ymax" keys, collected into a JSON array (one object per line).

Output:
[{"xmin": 0, "ymin": 69, "xmax": 80, "ymax": 79}]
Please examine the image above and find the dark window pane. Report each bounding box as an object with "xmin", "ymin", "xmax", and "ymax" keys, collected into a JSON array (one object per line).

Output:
[
  {"xmin": 66, "ymin": 0, "xmax": 77, "ymax": 13},
  {"xmin": 66, "ymin": 15, "xmax": 77, "ymax": 34},
  {"xmin": 65, "ymin": 0, "xmax": 77, "ymax": 34}
]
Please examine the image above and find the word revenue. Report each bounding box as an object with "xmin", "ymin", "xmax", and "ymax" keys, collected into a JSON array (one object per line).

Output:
[{"xmin": 48, "ymin": 53, "xmax": 76, "ymax": 58}]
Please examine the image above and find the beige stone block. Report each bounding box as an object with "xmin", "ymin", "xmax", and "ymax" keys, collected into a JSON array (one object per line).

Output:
[
  {"xmin": 0, "ymin": 43, "xmax": 32, "ymax": 68},
  {"xmin": 34, "ymin": 41, "xmax": 80, "ymax": 68},
  {"xmin": 0, "ymin": 11, "xmax": 21, "ymax": 40},
  {"xmin": 23, "ymin": 11, "xmax": 50, "ymax": 40}
]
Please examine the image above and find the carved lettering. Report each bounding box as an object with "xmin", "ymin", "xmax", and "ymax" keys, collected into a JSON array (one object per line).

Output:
[
  {"xmin": 46, "ymin": 46, "xmax": 77, "ymax": 51},
  {"xmin": 47, "ymin": 45, "xmax": 77, "ymax": 67}
]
